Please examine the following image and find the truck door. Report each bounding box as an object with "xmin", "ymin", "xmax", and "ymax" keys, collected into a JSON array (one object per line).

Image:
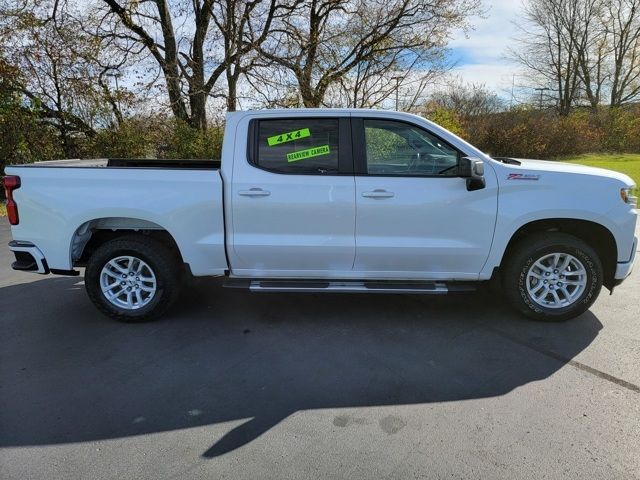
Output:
[
  {"xmin": 229, "ymin": 116, "xmax": 356, "ymax": 277},
  {"xmin": 351, "ymin": 117, "xmax": 498, "ymax": 279}
]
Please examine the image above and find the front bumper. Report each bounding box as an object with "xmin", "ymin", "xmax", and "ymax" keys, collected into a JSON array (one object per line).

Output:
[
  {"xmin": 614, "ymin": 236, "xmax": 637, "ymax": 281},
  {"xmin": 8, "ymin": 240, "xmax": 49, "ymax": 274}
]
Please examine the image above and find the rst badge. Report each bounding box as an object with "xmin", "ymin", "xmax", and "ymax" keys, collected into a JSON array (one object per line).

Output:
[{"xmin": 507, "ymin": 173, "xmax": 540, "ymax": 181}]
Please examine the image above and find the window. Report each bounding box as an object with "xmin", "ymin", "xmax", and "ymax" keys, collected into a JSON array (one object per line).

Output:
[
  {"xmin": 255, "ymin": 118, "xmax": 340, "ymax": 174},
  {"xmin": 363, "ymin": 119, "xmax": 459, "ymax": 176}
]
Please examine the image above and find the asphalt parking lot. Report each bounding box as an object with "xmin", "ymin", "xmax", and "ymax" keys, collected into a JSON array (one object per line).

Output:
[{"xmin": 1, "ymin": 220, "xmax": 639, "ymax": 480}]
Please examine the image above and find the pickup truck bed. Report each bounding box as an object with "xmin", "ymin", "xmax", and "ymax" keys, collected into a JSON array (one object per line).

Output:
[
  {"xmin": 20, "ymin": 158, "xmax": 221, "ymax": 169},
  {"xmin": 6, "ymin": 158, "xmax": 228, "ymax": 277}
]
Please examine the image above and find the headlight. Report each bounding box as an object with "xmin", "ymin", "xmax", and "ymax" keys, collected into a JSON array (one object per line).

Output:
[{"xmin": 621, "ymin": 187, "xmax": 638, "ymax": 207}]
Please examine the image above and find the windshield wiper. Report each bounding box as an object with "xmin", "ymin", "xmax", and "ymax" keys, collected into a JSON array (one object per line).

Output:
[{"xmin": 492, "ymin": 157, "xmax": 521, "ymax": 165}]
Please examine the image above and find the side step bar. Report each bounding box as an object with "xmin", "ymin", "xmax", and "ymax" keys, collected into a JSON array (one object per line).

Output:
[{"xmin": 224, "ymin": 279, "xmax": 477, "ymax": 294}]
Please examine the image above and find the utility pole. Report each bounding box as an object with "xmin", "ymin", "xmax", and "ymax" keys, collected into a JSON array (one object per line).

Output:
[
  {"xmin": 533, "ymin": 87, "xmax": 550, "ymax": 110},
  {"xmin": 391, "ymin": 76, "xmax": 402, "ymax": 111},
  {"xmin": 510, "ymin": 74, "xmax": 515, "ymax": 109},
  {"xmin": 106, "ymin": 71, "xmax": 123, "ymax": 114}
]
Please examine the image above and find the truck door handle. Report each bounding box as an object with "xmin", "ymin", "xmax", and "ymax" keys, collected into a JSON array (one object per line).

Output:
[
  {"xmin": 239, "ymin": 188, "xmax": 271, "ymax": 197},
  {"xmin": 362, "ymin": 189, "xmax": 394, "ymax": 199}
]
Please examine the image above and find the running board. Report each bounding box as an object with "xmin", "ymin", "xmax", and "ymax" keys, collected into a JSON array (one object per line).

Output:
[{"xmin": 224, "ymin": 279, "xmax": 477, "ymax": 294}]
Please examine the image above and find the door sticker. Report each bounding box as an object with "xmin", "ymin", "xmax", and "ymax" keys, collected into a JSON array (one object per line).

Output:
[
  {"xmin": 287, "ymin": 145, "xmax": 330, "ymax": 162},
  {"xmin": 267, "ymin": 128, "xmax": 311, "ymax": 146}
]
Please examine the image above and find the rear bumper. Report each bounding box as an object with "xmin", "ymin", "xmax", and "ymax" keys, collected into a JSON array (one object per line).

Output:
[
  {"xmin": 8, "ymin": 241, "xmax": 79, "ymax": 276},
  {"xmin": 8, "ymin": 240, "xmax": 49, "ymax": 274},
  {"xmin": 614, "ymin": 236, "xmax": 637, "ymax": 281}
]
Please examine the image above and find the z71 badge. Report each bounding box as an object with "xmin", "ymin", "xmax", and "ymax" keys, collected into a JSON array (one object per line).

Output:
[{"xmin": 507, "ymin": 173, "xmax": 540, "ymax": 181}]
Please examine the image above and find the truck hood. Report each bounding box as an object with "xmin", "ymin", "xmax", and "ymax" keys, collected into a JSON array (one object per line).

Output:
[{"xmin": 501, "ymin": 158, "xmax": 635, "ymax": 186}]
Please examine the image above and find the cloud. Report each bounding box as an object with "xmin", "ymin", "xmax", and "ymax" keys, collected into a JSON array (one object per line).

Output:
[
  {"xmin": 449, "ymin": 63, "xmax": 523, "ymax": 96},
  {"xmin": 446, "ymin": 0, "xmax": 527, "ymax": 94}
]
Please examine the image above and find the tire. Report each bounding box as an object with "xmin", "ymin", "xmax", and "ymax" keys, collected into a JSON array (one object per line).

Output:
[
  {"xmin": 85, "ymin": 235, "xmax": 183, "ymax": 322},
  {"xmin": 503, "ymin": 232, "xmax": 602, "ymax": 322}
]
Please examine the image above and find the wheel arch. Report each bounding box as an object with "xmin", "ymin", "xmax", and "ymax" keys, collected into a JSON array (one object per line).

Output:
[
  {"xmin": 70, "ymin": 217, "xmax": 185, "ymax": 268},
  {"xmin": 500, "ymin": 218, "xmax": 617, "ymax": 290}
]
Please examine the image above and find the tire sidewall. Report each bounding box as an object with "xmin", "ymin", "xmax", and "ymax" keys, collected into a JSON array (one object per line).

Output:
[
  {"xmin": 516, "ymin": 243, "xmax": 600, "ymax": 318},
  {"xmin": 86, "ymin": 241, "xmax": 173, "ymax": 320}
]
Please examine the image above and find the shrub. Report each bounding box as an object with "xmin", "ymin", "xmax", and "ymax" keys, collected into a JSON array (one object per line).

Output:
[
  {"xmin": 87, "ymin": 117, "xmax": 224, "ymax": 160},
  {"xmin": 0, "ymin": 89, "xmax": 64, "ymax": 176},
  {"xmin": 428, "ymin": 107, "xmax": 466, "ymax": 137},
  {"xmin": 592, "ymin": 107, "xmax": 640, "ymax": 153},
  {"xmin": 159, "ymin": 119, "xmax": 224, "ymax": 159},
  {"xmin": 459, "ymin": 108, "xmax": 606, "ymax": 159},
  {"xmin": 89, "ymin": 118, "xmax": 160, "ymax": 159}
]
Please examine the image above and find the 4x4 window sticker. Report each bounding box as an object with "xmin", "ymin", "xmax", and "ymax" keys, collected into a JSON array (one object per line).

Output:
[{"xmin": 267, "ymin": 128, "xmax": 311, "ymax": 146}]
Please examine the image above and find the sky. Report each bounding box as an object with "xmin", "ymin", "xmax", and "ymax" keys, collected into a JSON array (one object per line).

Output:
[{"xmin": 447, "ymin": 0, "xmax": 527, "ymax": 99}]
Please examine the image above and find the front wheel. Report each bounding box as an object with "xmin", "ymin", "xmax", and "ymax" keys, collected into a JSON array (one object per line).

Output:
[
  {"xmin": 85, "ymin": 235, "xmax": 182, "ymax": 322},
  {"xmin": 503, "ymin": 232, "xmax": 603, "ymax": 322}
]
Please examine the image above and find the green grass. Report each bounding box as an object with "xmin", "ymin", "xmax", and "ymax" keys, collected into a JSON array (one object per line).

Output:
[
  {"xmin": 562, "ymin": 153, "xmax": 640, "ymax": 187},
  {"xmin": 0, "ymin": 201, "xmax": 6, "ymax": 217}
]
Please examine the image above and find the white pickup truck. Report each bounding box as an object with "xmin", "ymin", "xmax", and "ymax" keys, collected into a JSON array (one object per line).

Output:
[{"xmin": 3, "ymin": 109, "xmax": 637, "ymax": 322}]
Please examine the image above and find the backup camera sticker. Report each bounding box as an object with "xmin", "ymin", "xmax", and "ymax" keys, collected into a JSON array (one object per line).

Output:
[
  {"xmin": 267, "ymin": 128, "xmax": 311, "ymax": 146},
  {"xmin": 287, "ymin": 145, "xmax": 330, "ymax": 162},
  {"xmin": 507, "ymin": 173, "xmax": 540, "ymax": 180}
]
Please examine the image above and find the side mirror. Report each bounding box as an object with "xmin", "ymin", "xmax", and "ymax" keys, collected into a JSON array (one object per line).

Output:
[{"xmin": 459, "ymin": 156, "xmax": 486, "ymax": 191}]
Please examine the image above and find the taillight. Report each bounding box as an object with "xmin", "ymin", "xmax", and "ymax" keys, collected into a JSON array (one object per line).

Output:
[{"xmin": 2, "ymin": 175, "xmax": 21, "ymax": 225}]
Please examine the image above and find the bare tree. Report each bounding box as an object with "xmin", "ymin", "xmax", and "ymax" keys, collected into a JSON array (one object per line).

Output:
[
  {"xmin": 511, "ymin": 0, "xmax": 585, "ymax": 115},
  {"xmin": 99, "ymin": 0, "xmax": 211, "ymax": 129},
  {"xmin": 571, "ymin": 0, "xmax": 607, "ymax": 109},
  {"xmin": 606, "ymin": 0, "xmax": 640, "ymax": 106},
  {"xmin": 428, "ymin": 79, "xmax": 503, "ymax": 118},
  {"xmin": 339, "ymin": 56, "xmax": 404, "ymax": 108},
  {"xmin": 333, "ymin": 48, "xmax": 448, "ymax": 109},
  {"xmin": 99, "ymin": 0, "xmax": 295, "ymax": 128},
  {"xmin": 513, "ymin": 0, "xmax": 640, "ymax": 110},
  {"xmin": 215, "ymin": 0, "xmax": 303, "ymax": 111},
  {"xmin": 257, "ymin": 0, "xmax": 480, "ymax": 108}
]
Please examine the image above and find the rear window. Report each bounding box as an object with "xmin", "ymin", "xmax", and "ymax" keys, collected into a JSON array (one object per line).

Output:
[{"xmin": 255, "ymin": 118, "xmax": 340, "ymax": 174}]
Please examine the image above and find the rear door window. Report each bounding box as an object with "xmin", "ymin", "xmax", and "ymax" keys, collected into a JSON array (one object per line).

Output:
[{"xmin": 256, "ymin": 119, "xmax": 340, "ymax": 174}]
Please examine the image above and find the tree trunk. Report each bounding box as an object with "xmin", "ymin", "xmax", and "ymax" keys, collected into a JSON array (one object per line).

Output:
[
  {"xmin": 298, "ymin": 73, "xmax": 321, "ymax": 107},
  {"xmin": 226, "ymin": 69, "xmax": 238, "ymax": 112},
  {"xmin": 163, "ymin": 68, "xmax": 190, "ymax": 123},
  {"xmin": 189, "ymin": 89, "xmax": 207, "ymax": 130},
  {"xmin": 189, "ymin": 0, "xmax": 211, "ymax": 130}
]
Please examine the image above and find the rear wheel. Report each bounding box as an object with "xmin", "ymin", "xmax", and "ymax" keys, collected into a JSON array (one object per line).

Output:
[
  {"xmin": 85, "ymin": 235, "xmax": 182, "ymax": 322},
  {"xmin": 503, "ymin": 232, "xmax": 602, "ymax": 322}
]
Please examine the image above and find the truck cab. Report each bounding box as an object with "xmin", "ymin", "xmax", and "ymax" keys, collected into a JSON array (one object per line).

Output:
[{"xmin": 225, "ymin": 111, "xmax": 496, "ymax": 280}]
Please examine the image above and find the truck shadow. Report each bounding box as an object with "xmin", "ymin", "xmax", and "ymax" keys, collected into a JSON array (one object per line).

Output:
[{"xmin": 0, "ymin": 276, "xmax": 603, "ymax": 458}]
